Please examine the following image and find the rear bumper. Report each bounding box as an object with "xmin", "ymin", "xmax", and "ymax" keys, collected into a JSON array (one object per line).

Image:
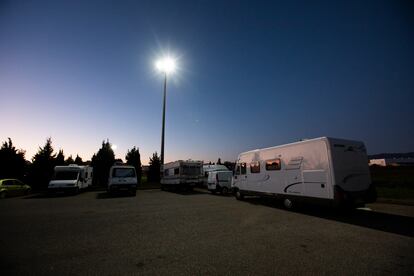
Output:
[
  {"xmin": 334, "ymin": 185, "xmax": 377, "ymax": 206},
  {"xmin": 48, "ymin": 187, "xmax": 78, "ymax": 193},
  {"xmin": 108, "ymin": 184, "xmax": 137, "ymax": 192}
]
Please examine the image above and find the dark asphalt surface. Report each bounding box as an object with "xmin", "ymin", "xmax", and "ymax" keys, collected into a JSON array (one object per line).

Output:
[{"xmin": 0, "ymin": 189, "xmax": 413, "ymax": 275}]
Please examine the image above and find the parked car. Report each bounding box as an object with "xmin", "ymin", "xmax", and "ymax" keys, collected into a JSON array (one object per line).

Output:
[{"xmin": 0, "ymin": 179, "xmax": 31, "ymax": 198}]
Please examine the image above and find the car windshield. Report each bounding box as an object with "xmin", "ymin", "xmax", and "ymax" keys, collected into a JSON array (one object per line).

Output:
[
  {"xmin": 53, "ymin": 171, "xmax": 79, "ymax": 180},
  {"xmin": 112, "ymin": 168, "xmax": 136, "ymax": 178}
]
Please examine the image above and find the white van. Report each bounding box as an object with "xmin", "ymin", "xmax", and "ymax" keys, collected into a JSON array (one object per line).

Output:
[
  {"xmin": 232, "ymin": 137, "xmax": 376, "ymax": 209},
  {"xmin": 48, "ymin": 165, "xmax": 93, "ymax": 194},
  {"xmin": 207, "ymin": 170, "xmax": 233, "ymax": 194},
  {"xmin": 202, "ymin": 164, "xmax": 230, "ymax": 186},
  {"xmin": 108, "ymin": 165, "xmax": 137, "ymax": 196}
]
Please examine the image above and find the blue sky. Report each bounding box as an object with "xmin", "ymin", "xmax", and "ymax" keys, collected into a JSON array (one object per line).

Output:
[{"xmin": 1, "ymin": 0, "xmax": 413, "ymax": 164}]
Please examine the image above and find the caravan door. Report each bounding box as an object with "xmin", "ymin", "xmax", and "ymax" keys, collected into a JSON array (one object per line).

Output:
[
  {"xmin": 233, "ymin": 162, "xmax": 247, "ymax": 190},
  {"xmin": 284, "ymin": 157, "xmax": 303, "ymax": 195}
]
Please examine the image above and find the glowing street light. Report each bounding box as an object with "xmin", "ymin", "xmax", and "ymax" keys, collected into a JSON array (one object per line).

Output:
[{"xmin": 155, "ymin": 56, "xmax": 177, "ymax": 172}]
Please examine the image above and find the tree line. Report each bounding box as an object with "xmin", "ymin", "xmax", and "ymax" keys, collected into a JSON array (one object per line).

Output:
[{"xmin": 0, "ymin": 137, "xmax": 161, "ymax": 190}]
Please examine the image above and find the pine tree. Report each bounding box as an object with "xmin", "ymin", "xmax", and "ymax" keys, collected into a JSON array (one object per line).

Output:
[
  {"xmin": 217, "ymin": 158, "xmax": 222, "ymax": 165},
  {"xmin": 65, "ymin": 155, "xmax": 74, "ymax": 165},
  {"xmin": 147, "ymin": 152, "xmax": 161, "ymax": 183},
  {"xmin": 28, "ymin": 137, "xmax": 56, "ymax": 189},
  {"xmin": 91, "ymin": 140, "xmax": 115, "ymax": 186},
  {"xmin": 125, "ymin": 147, "xmax": 142, "ymax": 184},
  {"xmin": 74, "ymin": 154, "xmax": 83, "ymax": 165},
  {"xmin": 0, "ymin": 138, "xmax": 26, "ymax": 180},
  {"xmin": 55, "ymin": 150, "xmax": 65, "ymax": 166}
]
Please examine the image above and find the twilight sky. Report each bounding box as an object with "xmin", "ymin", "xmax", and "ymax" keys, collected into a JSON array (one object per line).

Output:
[{"xmin": 1, "ymin": 0, "xmax": 413, "ymax": 164}]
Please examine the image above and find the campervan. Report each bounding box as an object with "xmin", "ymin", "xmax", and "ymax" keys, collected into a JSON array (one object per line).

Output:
[
  {"xmin": 48, "ymin": 165, "xmax": 93, "ymax": 193},
  {"xmin": 108, "ymin": 165, "xmax": 137, "ymax": 196},
  {"xmin": 202, "ymin": 164, "xmax": 229, "ymax": 186},
  {"xmin": 207, "ymin": 170, "xmax": 233, "ymax": 194},
  {"xmin": 232, "ymin": 137, "xmax": 376, "ymax": 208},
  {"xmin": 161, "ymin": 160, "xmax": 203, "ymax": 190}
]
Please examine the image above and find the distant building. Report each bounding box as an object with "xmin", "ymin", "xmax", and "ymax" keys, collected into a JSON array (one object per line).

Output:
[{"xmin": 369, "ymin": 158, "xmax": 414, "ymax": 167}]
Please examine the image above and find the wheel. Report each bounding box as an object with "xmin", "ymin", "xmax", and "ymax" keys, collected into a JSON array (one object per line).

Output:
[
  {"xmin": 283, "ymin": 198, "xmax": 293, "ymax": 209},
  {"xmin": 24, "ymin": 189, "xmax": 31, "ymax": 195},
  {"xmin": 130, "ymin": 190, "xmax": 136, "ymax": 196},
  {"xmin": 161, "ymin": 185, "xmax": 165, "ymax": 191},
  {"xmin": 0, "ymin": 191, "xmax": 6, "ymax": 199},
  {"xmin": 235, "ymin": 190, "xmax": 244, "ymax": 200},
  {"xmin": 221, "ymin": 187, "xmax": 229, "ymax": 195},
  {"xmin": 211, "ymin": 190, "xmax": 216, "ymax": 194}
]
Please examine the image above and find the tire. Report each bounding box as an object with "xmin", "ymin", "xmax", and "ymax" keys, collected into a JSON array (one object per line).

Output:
[
  {"xmin": 235, "ymin": 190, "xmax": 244, "ymax": 200},
  {"xmin": 24, "ymin": 189, "xmax": 31, "ymax": 195},
  {"xmin": 283, "ymin": 198, "xmax": 293, "ymax": 209},
  {"xmin": 221, "ymin": 187, "xmax": 229, "ymax": 195},
  {"xmin": 0, "ymin": 191, "xmax": 6, "ymax": 199},
  {"xmin": 130, "ymin": 190, "xmax": 136, "ymax": 196}
]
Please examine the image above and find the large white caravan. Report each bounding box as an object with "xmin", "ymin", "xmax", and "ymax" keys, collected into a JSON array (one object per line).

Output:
[
  {"xmin": 48, "ymin": 165, "xmax": 93, "ymax": 193},
  {"xmin": 232, "ymin": 137, "xmax": 376, "ymax": 208},
  {"xmin": 161, "ymin": 160, "xmax": 203, "ymax": 190}
]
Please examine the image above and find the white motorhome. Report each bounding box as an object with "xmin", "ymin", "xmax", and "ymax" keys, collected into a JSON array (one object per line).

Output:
[
  {"xmin": 202, "ymin": 164, "xmax": 229, "ymax": 186},
  {"xmin": 161, "ymin": 160, "xmax": 203, "ymax": 190},
  {"xmin": 232, "ymin": 137, "xmax": 376, "ymax": 208},
  {"xmin": 207, "ymin": 170, "xmax": 233, "ymax": 194},
  {"xmin": 108, "ymin": 165, "xmax": 138, "ymax": 196},
  {"xmin": 48, "ymin": 165, "xmax": 93, "ymax": 193}
]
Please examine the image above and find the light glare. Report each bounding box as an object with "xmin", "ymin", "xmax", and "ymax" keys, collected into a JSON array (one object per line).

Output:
[{"xmin": 155, "ymin": 57, "xmax": 177, "ymax": 74}]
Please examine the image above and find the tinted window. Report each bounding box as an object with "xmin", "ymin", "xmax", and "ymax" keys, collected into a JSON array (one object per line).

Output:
[
  {"xmin": 3, "ymin": 180, "xmax": 13, "ymax": 186},
  {"xmin": 112, "ymin": 168, "xmax": 136, "ymax": 177},
  {"xmin": 235, "ymin": 165, "xmax": 241, "ymax": 175},
  {"xmin": 250, "ymin": 161, "xmax": 260, "ymax": 173},
  {"xmin": 266, "ymin": 159, "xmax": 281, "ymax": 171},
  {"xmin": 53, "ymin": 171, "xmax": 79, "ymax": 180},
  {"xmin": 182, "ymin": 165, "xmax": 200, "ymax": 175},
  {"xmin": 240, "ymin": 163, "xmax": 246, "ymax": 175}
]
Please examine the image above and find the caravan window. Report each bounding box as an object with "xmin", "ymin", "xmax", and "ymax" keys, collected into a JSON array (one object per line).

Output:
[
  {"xmin": 240, "ymin": 163, "xmax": 247, "ymax": 175},
  {"xmin": 266, "ymin": 159, "xmax": 281, "ymax": 171},
  {"xmin": 250, "ymin": 161, "xmax": 260, "ymax": 173},
  {"xmin": 174, "ymin": 168, "xmax": 180, "ymax": 175},
  {"xmin": 164, "ymin": 169, "xmax": 169, "ymax": 176}
]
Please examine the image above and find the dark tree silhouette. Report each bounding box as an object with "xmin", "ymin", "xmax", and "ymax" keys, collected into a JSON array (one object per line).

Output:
[
  {"xmin": 74, "ymin": 154, "xmax": 83, "ymax": 165},
  {"xmin": 28, "ymin": 137, "xmax": 56, "ymax": 189},
  {"xmin": 148, "ymin": 152, "xmax": 161, "ymax": 183},
  {"xmin": 91, "ymin": 140, "xmax": 115, "ymax": 186},
  {"xmin": 65, "ymin": 155, "xmax": 74, "ymax": 165},
  {"xmin": 55, "ymin": 150, "xmax": 65, "ymax": 166},
  {"xmin": 0, "ymin": 138, "xmax": 26, "ymax": 180},
  {"xmin": 126, "ymin": 147, "xmax": 142, "ymax": 185},
  {"xmin": 223, "ymin": 161, "xmax": 235, "ymax": 171},
  {"xmin": 217, "ymin": 158, "xmax": 222, "ymax": 165}
]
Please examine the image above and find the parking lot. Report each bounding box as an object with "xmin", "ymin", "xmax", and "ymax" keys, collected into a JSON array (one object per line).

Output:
[{"xmin": 1, "ymin": 189, "xmax": 413, "ymax": 275}]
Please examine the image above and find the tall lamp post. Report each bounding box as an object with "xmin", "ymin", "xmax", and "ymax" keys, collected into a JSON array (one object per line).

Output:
[{"xmin": 155, "ymin": 57, "xmax": 176, "ymax": 174}]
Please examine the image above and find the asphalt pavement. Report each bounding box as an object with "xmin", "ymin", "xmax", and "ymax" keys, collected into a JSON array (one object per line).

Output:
[{"xmin": 0, "ymin": 189, "xmax": 413, "ymax": 275}]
